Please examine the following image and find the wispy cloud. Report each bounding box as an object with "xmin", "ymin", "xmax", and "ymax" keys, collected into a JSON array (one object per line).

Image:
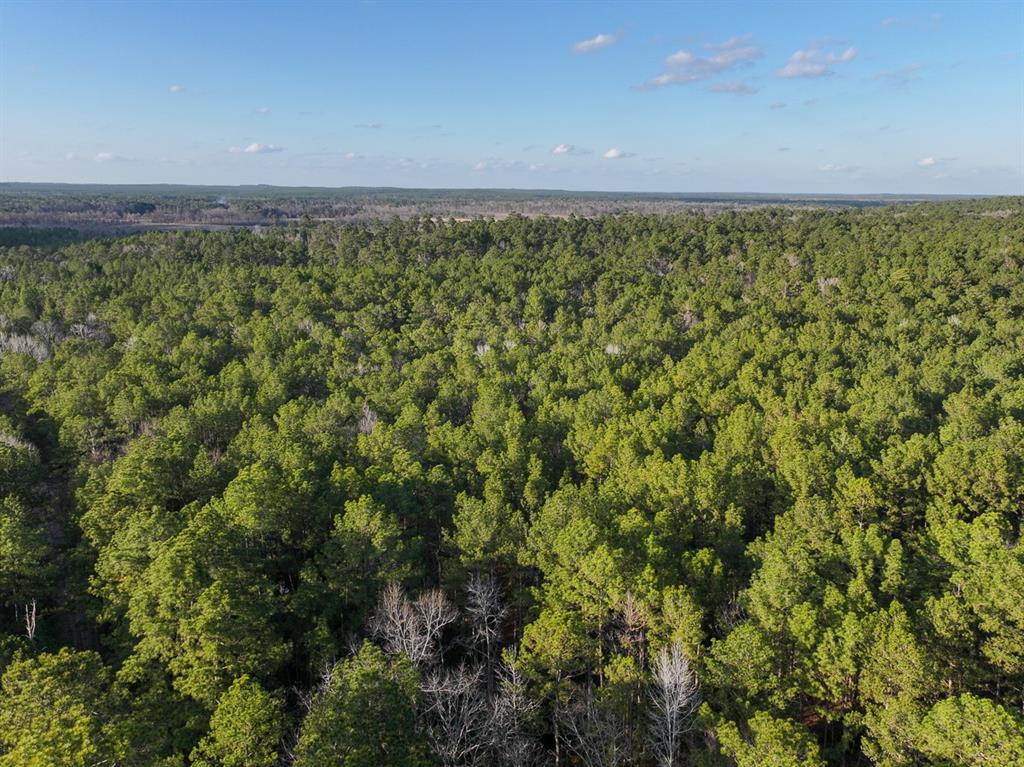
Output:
[
  {"xmin": 640, "ymin": 36, "xmax": 761, "ymax": 89},
  {"xmin": 817, "ymin": 163, "xmax": 859, "ymax": 173},
  {"xmin": 777, "ymin": 46, "xmax": 857, "ymax": 78},
  {"xmin": 709, "ymin": 81, "xmax": 757, "ymax": 95},
  {"xmin": 472, "ymin": 158, "xmax": 552, "ymax": 173},
  {"xmin": 257, "ymin": 106, "xmax": 271, "ymax": 114},
  {"xmin": 230, "ymin": 143, "xmax": 284, "ymax": 154},
  {"xmin": 873, "ymin": 64, "xmax": 922, "ymax": 85},
  {"xmin": 574, "ymin": 33, "xmax": 617, "ymax": 54},
  {"xmin": 769, "ymin": 101, "xmax": 787, "ymax": 109},
  {"xmin": 881, "ymin": 14, "xmax": 942, "ymax": 30},
  {"xmin": 355, "ymin": 122, "xmax": 383, "ymax": 129},
  {"xmin": 168, "ymin": 84, "xmax": 185, "ymax": 93},
  {"xmin": 917, "ymin": 156, "xmax": 957, "ymax": 168},
  {"xmin": 603, "ymin": 148, "xmax": 635, "ymax": 160},
  {"xmin": 95, "ymin": 151, "xmax": 130, "ymax": 163}
]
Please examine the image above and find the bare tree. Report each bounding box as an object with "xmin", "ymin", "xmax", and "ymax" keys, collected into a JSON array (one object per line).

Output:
[
  {"xmin": 357, "ymin": 402, "xmax": 379, "ymax": 435},
  {"xmin": 618, "ymin": 592, "xmax": 649, "ymax": 668},
  {"xmin": 285, "ymin": 658, "xmax": 337, "ymax": 764},
  {"xmin": 370, "ymin": 583, "xmax": 457, "ymax": 667},
  {"xmin": 489, "ymin": 650, "xmax": 542, "ymax": 767},
  {"xmin": 713, "ymin": 591, "xmax": 746, "ymax": 638},
  {"xmin": 465, "ymin": 573, "xmax": 506, "ymax": 695},
  {"xmin": 561, "ymin": 685, "xmax": 633, "ymax": 767},
  {"xmin": 648, "ymin": 642, "xmax": 700, "ymax": 767},
  {"xmin": 24, "ymin": 599, "xmax": 37, "ymax": 641},
  {"xmin": 420, "ymin": 663, "xmax": 491, "ymax": 767}
]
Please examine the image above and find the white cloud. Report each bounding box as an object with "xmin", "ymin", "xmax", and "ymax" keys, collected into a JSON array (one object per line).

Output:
[
  {"xmin": 777, "ymin": 51, "xmax": 827, "ymax": 78},
  {"xmin": 95, "ymin": 151, "xmax": 129, "ymax": 163},
  {"xmin": 665, "ymin": 50, "xmax": 695, "ymax": 67},
  {"xmin": 917, "ymin": 156, "xmax": 957, "ymax": 168},
  {"xmin": 472, "ymin": 158, "xmax": 550, "ymax": 172},
  {"xmin": 64, "ymin": 152, "xmax": 77, "ymax": 161},
  {"xmin": 710, "ymin": 81, "xmax": 757, "ymax": 95},
  {"xmin": 230, "ymin": 143, "xmax": 284, "ymax": 154},
  {"xmin": 574, "ymin": 33, "xmax": 617, "ymax": 54},
  {"xmin": 706, "ymin": 36, "xmax": 748, "ymax": 51},
  {"xmin": 169, "ymin": 84, "xmax": 185, "ymax": 93},
  {"xmin": 817, "ymin": 163, "xmax": 858, "ymax": 173},
  {"xmin": 550, "ymin": 143, "xmax": 593, "ymax": 156},
  {"xmin": 825, "ymin": 47, "xmax": 858, "ymax": 63},
  {"xmin": 641, "ymin": 36, "xmax": 761, "ymax": 89},
  {"xmin": 603, "ymin": 148, "xmax": 635, "ymax": 160},
  {"xmin": 777, "ymin": 46, "xmax": 858, "ymax": 78},
  {"xmin": 257, "ymin": 106, "xmax": 271, "ymax": 114}
]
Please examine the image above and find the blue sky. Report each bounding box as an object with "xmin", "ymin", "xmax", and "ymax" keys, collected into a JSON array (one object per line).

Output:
[{"xmin": 1, "ymin": 0, "xmax": 1021, "ymax": 193}]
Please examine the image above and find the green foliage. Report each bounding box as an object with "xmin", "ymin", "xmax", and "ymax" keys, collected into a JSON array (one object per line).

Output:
[
  {"xmin": 191, "ymin": 674, "xmax": 285, "ymax": 767},
  {"xmin": 293, "ymin": 642, "xmax": 428, "ymax": 767},
  {"xmin": 1, "ymin": 200, "xmax": 1022, "ymax": 765},
  {"xmin": 717, "ymin": 711, "xmax": 825, "ymax": 767},
  {"xmin": 915, "ymin": 693, "xmax": 1024, "ymax": 767},
  {"xmin": 0, "ymin": 649, "xmax": 115, "ymax": 767}
]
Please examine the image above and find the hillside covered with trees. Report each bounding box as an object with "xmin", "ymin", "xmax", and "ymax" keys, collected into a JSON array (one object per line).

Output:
[{"xmin": 1, "ymin": 199, "xmax": 1022, "ymax": 766}]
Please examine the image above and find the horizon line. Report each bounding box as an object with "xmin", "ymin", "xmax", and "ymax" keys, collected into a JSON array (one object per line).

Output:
[{"xmin": 0, "ymin": 181, "xmax": 1003, "ymax": 199}]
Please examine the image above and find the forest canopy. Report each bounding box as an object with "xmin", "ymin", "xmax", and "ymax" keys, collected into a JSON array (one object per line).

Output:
[{"xmin": 1, "ymin": 198, "xmax": 1022, "ymax": 766}]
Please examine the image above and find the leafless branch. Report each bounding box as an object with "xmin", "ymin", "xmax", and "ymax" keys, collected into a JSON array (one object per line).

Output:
[
  {"xmin": 370, "ymin": 583, "xmax": 457, "ymax": 667},
  {"xmin": 489, "ymin": 650, "xmax": 543, "ymax": 767},
  {"xmin": 648, "ymin": 641, "xmax": 700, "ymax": 767},
  {"xmin": 420, "ymin": 663, "xmax": 491, "ymax": 767},
  {"xmin": 24, "ymin": 599, "xmax": 37, "ymax": 641},
  {"xmin": 561, "ymin": 685, "xmax": 633, "ymax": 767}
]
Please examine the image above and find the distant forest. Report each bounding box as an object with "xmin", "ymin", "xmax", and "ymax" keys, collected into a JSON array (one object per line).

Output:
[
  {"xmin": 1, "ymin": 198, "xmax": 1022, "ymax": 766},
  {"xmin": 0, "ymin": 183, "xmax": 971, "ymax": 230}
]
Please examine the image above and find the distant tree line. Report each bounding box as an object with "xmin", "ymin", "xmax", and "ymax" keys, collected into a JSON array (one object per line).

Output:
[{"xmin": 0, "ymin": 183, "xmax": 936, "ymax": 231}]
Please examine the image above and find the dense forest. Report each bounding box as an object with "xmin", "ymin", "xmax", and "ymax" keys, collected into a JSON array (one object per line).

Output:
[
  {"xmin": 0, "ymin": 183, "xmax": 952, "ymax": 230},
  {"xmin": 1, "ymin": 199, "xmax": 1022, "ymax": 766}
]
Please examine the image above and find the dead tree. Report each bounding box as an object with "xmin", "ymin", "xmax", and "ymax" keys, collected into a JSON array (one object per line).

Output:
[
  {"xmin": 284, "ymin": 657, "xmax": 337, "ymax": 764},
  {"xmin": 370, "ymin": 583, "xmax": 457, "ymax": 667},
  {"xmin": 648, "ymin": 641, "xmax": 700, "ymax": 767},
  {"xmin": 420, "ymin": 663, "xmax": 491, "ymax": 767},
  {"xmin": 24, "ymin": 599, "xmax": 37, "ymax": 641},
  {"xmin": 618, "ymin": 593, "xmax": 649, "ymax": 669},
  {"xmin": 489, "ymin": 650, "xmax": 542, "ymax": 767},
  {"xmin": 561, "ymin": 685, "xmax": 633, "ymax": 767},
  {"xmin": 465, "ymin": 573, "xmax": 507, "ymax": 695}
]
